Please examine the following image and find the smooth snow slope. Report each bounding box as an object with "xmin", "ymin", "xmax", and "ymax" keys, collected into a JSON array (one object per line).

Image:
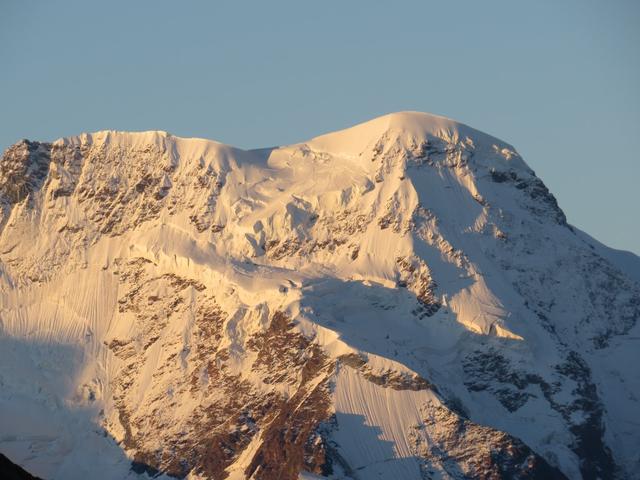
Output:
[{"xmin": 0, "ymin": 112, "xmax": 638, "ymax": 480}]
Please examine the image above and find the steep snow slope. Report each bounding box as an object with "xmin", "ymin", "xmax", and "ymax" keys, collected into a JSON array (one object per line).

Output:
[{"xmin": 0, "ymin": 112, "xmax": 638, "ymax": 480}]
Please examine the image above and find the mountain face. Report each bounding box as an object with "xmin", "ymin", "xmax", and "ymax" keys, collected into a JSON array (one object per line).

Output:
[{"xmin": 0, "ymin": 112, "xmax": 638, "ymax": 480}]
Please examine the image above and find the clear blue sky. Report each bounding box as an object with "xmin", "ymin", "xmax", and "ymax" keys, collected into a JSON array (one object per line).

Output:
[{"xmin": 1, "ymin": 1, "xmax": 638, "ymax": 253}]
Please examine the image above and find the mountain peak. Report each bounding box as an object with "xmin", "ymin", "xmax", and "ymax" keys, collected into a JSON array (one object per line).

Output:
[
  {"xmin": 303, "ymin": 111, "xmax": 461, "ymax": 157},
  {"xmin": 302, "ymin": 111, "xmax": 527, "ymax": 171}
]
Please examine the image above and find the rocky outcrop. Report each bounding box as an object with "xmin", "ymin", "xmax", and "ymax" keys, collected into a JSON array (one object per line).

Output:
[
  {"xmin": 107, "ymin": 257, "xmax": 335, "ymax": 479},
  {"xmin": 410, "ymin": 403, "xmax": 568, "ymax": 479},
  {"xmin": 0, "ymin": 454, "xmax": 42, "ymax": 480}
]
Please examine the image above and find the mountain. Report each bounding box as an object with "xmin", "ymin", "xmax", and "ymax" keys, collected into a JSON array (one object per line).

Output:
[{"xmin": 0, "ymin": 112, "xmax": 638, "ymax": 480}]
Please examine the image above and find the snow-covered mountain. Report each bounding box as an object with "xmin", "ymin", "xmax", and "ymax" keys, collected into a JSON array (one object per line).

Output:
[{"xmin": 1, "ymin": 112, "xmax": 638, "ymax": 480}]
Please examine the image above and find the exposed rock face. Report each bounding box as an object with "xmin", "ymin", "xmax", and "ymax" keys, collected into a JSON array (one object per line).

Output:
[
  {"xmin": 0, "ymin": 113, "xmax": 638, "ymax": 480},
  {"xmin": 109, "ymin": 258, "xmax": 334, "ymax": 479},
  {"xmin": 410, "ymin": 402, "xmax": 568, "ymax": 479},
  {"xmin": 0, "ymin": 140, "xmax": 51, "ymax": 205},
  {"xmin": 463, "ymin": 349, "xmax": 617, "ymax": 479}
]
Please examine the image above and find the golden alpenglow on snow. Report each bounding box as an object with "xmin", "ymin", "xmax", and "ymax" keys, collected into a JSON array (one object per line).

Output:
[{"xmin": 1, "ymin": 112, "xmax": 639, "ymax": 480}]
